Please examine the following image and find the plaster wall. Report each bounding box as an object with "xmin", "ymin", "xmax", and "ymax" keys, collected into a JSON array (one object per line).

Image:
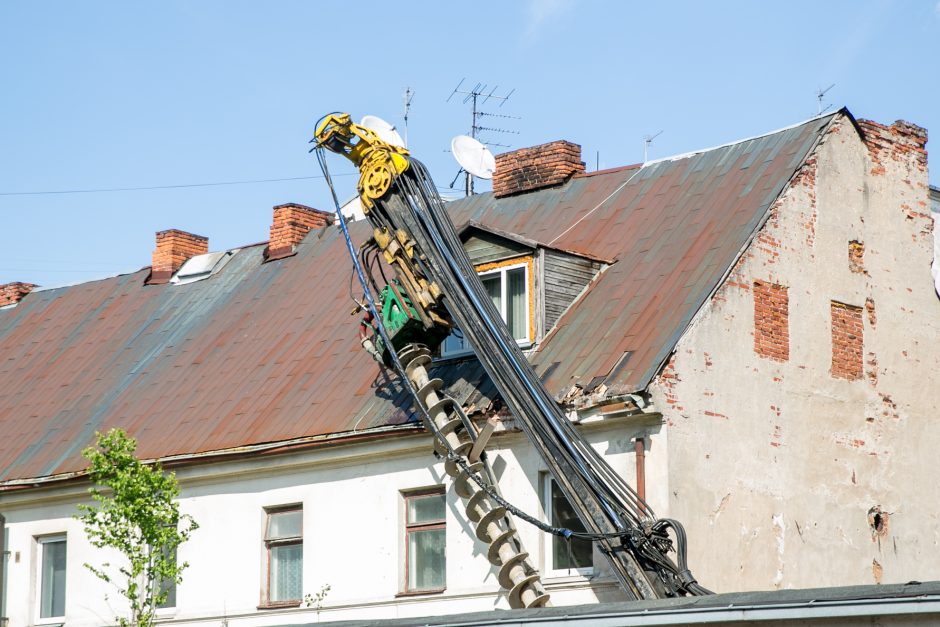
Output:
[
  {"xmin": 648, "ymin": 114, "xmax": 940, "ymax": 592},
  {"xmin": 0, "ymin": 416, "xmax": 651, "ymax": 626}
]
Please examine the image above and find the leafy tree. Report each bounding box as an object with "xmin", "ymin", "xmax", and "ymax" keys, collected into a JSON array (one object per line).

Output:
[{"xmin": 77, "ymin": 428, "xmax": 198, "ymax": 627}]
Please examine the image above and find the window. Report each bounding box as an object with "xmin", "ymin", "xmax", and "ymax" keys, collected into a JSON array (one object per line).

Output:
[
  {"xmin": 154, "ymin": 545, "xmax": 176, "ymax": 609},
  {"xmin": 403, "ymin": 490, "xmax": 446, "ymax": 593},
  {"xmin": 442, "ymin": 260, "xmax": 531, "ymax": 356},
  {"xmin": 544, "ymin": 478, "xmax": 593, "ymax": 575},
  {"xmin": 263, "ymin": 507, "xmax": 302, "ymax": 605},
  {"xmin": 37, "ymin": 535, "xmax": 66, "ymax": 620}
]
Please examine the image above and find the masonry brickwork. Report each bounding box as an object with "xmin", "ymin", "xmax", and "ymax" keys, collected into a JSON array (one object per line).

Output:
[
  {"xmin": 149, "ymin": 229, "xmax": 208, "ymax": 284},
  {"xmin": 849, "ymin": 240, "xmax": 865, "ymax": 274},
  {"xmin": 0, "ymin": 282, "xmax": 36, "ymax": 307},
  {"xmin": 753, "ymin": 280, "xmax": 789, "ymax": 361},
  {"xmin": 493, "ymin": 140, "xmax": 585, "ymax": 198},
  {"xmin": 267, "ymin": 203, "xmax": 333, "ymax": 260},
  {"xmin": 831, "ymin": 301, "xmax": 864, "ymax": 380}
]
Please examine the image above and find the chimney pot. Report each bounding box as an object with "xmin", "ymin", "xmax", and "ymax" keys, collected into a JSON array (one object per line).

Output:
[
  {"xmin": 148, "ymin": 229, "xmax": 208, "ymax": 285},
  {"xmin": 0, "ymin": 282, "xmax": 36, "ymax": 307},
  {"xmin": 493, "ymin": 140, "xmax": 585, "ymax": 198},
  {"xmin": 267, "ymin": 203, "xmax": 333, "ymax": 260}
]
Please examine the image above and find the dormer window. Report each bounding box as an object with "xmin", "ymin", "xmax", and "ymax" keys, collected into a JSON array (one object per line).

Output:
[
  {"xmin": 440, "ymin": 223, "xmax": 605, "ymax": 359},
  {"xmin": 442, "ymin": 258, "xmax": 533, "ymax": 356}
]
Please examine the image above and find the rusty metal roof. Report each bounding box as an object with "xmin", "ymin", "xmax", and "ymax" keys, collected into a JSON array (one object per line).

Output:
[
  {"xmin": 0, "ymin": 112, "xmax": 837, "ymax": 483},
  {"xmin": 448, "ymin": 113, "xmax": 837, "ymax": 398}
]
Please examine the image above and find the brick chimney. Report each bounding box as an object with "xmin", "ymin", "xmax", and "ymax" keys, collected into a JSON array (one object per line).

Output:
[
  {"xmin": 493, "ymin": 140, "xmax": 585, "ymax": 198},
  {"xmin": 148, "ymin": 229, "xmax": 208, "ymax": 285},
  {"xmin": 266, "ymin": 203, "xmax": 333, "ymax": 260},
  {"xmin": 0, "ymin": 282, "xmax": 36, "ymax": 307}
]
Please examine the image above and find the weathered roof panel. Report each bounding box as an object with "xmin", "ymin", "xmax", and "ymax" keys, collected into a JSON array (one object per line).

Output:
[{"xmin": 0, "ymin": 113, "xmax": 837, "ymax": 483}]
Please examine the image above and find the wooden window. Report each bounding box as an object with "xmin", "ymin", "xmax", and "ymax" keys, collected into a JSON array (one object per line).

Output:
[
  {"xmin": 403, "ymin": 490, "xmax": 446, "ymax": 593},
  {"xmin": 262, "ymin": 507, "xmax": 302, "ymax": 606},
  {"xmin": 442, "ymin": 260, "xmax": 532, "ymax": 356},
  {"xmin": 36, "ymin": 534, "xmax": 67, "ymax": 620},
  {"xmin": 544, "ymin": 478, "xmax": 593, "ymax": 575}
]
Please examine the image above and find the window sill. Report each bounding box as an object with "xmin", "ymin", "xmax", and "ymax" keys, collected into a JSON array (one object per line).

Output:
[
  {"xmin": 395, "ymin": 587, "xmax": 446, "ymax": 598},
  {"xmin": 257, "ymin": 600, "xmax": 301, "ymax": 610}
]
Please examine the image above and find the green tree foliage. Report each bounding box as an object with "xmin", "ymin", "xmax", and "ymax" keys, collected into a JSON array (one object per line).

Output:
[{"xmin": 77, "ymin": 428, "xmax": 198, "ymax": 627}]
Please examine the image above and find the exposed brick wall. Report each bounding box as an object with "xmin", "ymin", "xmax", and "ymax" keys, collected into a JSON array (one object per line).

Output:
[
  {"xmin": 267, "ymin": 203, "xmax": 333, "ymax": 260},
  {"xmin": 831, "ymin": 301, "xmax": 864, "ymax": 380},
  {"xmin": 856, "ymin": 119, "xmax": 928, "ymax": 175},
  {"xmin": 149, "ymin": 229, "xmax": 208, "ymax": 284},
  {"xmin": 0, "ymin": 282, "xmax": 36, "ymax": 307},
  {"xmin": 849, "ymin": 240, "xmax": 865, "ymax": 274},
  {"xmin": 493, "ymin": 140, "xmax": 585, "ymax": 198},
  {"xmin": 753, "ymin": 281, "xmax": 789, "ymax": 362}
]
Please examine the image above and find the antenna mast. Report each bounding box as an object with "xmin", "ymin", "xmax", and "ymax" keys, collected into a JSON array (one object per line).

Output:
[
  {"xmin": 403, "ymin": 87, "xmax": 414, "ymax": 147},
  {"xmin": 643, "ymin": 130, "xmax": 663, "ymax": 163},
  {"xmin": 816, "ymin": 83, "xmax": 835, "ymax": 115},
  {"xmin": 447, "ymin": 79, "xmax": 519, "ymax": 196}
]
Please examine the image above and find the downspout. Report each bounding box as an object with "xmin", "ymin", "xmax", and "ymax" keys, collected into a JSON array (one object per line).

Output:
[{"xmin": 0, "ymin": 513, "xmax": 7, "ymax": 627}]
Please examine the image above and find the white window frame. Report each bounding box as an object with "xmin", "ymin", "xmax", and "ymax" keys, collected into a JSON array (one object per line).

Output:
[
  {"xmin": 543, "ymin": 477, "xmax": 594, "ymax": 578},
  {"xmin": 441, "ymin": 260, "xmax": 532, "ymax": 357},
  {"xmin": 34, "ymin": 534, "xmax": 67, "ymax": 624},
  {"xmin": 261, "ymin": 505, "xmax": 303, "ymax": 607}
]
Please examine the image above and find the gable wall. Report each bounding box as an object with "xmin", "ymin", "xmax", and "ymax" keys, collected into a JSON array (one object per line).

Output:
[{"xmin": 647, "ymin": 114, "xmax": 940, "ymax": 592}]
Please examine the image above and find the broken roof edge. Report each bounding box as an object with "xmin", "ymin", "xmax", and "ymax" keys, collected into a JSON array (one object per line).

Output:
[
  {"xmin": 0, "ymin": 421, "xmax": 424, "ymax": 492},
  {"xmin": 593, "ymin": 111, "xmax": 848, "ymax": 406}
]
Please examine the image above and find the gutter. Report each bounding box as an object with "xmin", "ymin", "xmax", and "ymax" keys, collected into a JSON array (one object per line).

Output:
[{"xmin": 0, "ymin": 422, "xmax": 423, "ymax": 492}]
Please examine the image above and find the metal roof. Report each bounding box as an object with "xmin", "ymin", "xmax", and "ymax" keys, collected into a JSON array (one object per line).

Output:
[
  {"xmin": 0, "ymin": 112, "xmax": 838, "ymax": 484},
  {"xmin": 449, "ymin": 113, "xmax": 836, "ymax": 397},
  {"xmin": 273, "ymin": 581, "xmax": 940, "ymax": 626}
]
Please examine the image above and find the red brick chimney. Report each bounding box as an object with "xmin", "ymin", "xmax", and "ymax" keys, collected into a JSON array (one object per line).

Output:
[
  {"xmin": 266, "ymin": 203, "xmax": 333, "ymax": 260},
  {"xmin": 493, "ymin": 140, "xmax": 585, "ymax": 198},
  {"xmin": 0, "ymin": 282, "xmax": 36, "ymax": 307},
  {"xmin": 148, "ymin": 229, "xmax": 208, "ymax": 285}
]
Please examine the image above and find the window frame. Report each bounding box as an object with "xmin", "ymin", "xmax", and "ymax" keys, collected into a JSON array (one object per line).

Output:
[
  {"xmin": 543, "ymin": 476, "xmax": 594, "ymax": 578},
  {"xmin": 34, "ymin": 533, "xmax": 67, "ymax": 624},
  {"xmin": 260, "ymin": 505, "xmax": 303, "ymax": 609},
  {"xmin": 153, "ymin": 544, "xmax": 177, "ymax": 612},
  {"xmin": 440, "ymin": 258, "xmax": 534, "ymax": 357},
  {"xmin": 401, "ymin": 488, "xmax": 446, "ymax": 595}
]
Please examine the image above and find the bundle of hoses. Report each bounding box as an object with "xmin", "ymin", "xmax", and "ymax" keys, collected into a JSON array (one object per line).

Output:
[
  {"xmin": 316, "ymin": 140, "xmax": 710, "ymax": 599},
  {"xmin": 376, "ymin": 160, "xmax": 710, "ymax": 599}
]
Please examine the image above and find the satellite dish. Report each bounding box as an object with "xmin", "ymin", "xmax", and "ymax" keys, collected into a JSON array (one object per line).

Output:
[
  {"xmin": 360, "ymin": 115, "xmax": 405, "ymax": 148},
  {"xmin": 451, "ymin": 135, "xmax": 496, "ymax": 179}
]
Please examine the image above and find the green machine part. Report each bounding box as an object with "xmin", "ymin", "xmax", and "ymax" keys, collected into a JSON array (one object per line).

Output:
[{"xmin": 374, "ymin": 280, "xmax": 449, "ymax": 365}]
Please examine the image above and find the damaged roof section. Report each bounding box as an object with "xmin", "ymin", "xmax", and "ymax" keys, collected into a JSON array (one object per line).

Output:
[{"xmin": 0, "ymin": 111, "xmax": 840, "ymax": 484}]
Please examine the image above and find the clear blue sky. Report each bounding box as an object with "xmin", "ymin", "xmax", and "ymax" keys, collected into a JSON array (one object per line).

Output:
[{"xmin": 2, "ymin": 1, "xmax": 938, "ymax": 287}]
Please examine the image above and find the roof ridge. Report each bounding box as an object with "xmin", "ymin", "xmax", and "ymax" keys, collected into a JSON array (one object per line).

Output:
[{"xmin": 642, "ymin": 109, "xmax": 843, "ymax": 168}]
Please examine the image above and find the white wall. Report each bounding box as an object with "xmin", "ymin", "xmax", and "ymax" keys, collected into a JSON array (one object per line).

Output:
[
  {"xmin": 1, "ymin": 415, "xmax": 653, "ymax": 626},
  {"xmin": 649, "ymin": 116, "xmax": 940, "ymax": 592}
]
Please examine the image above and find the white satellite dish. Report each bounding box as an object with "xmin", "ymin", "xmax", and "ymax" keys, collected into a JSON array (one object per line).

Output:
[
  {"xmin": 360, "ymin": 115, "xmax": 405, "ymax": 148},
  {"xmin": 451, "ymin": 135, "xmax": 496, "ymax": 180}
]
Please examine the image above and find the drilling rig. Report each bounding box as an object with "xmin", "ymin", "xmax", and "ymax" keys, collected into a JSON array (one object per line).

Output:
[{"xmin": 312, "ymin": 113, "xmax": 711, "ymax": 608}]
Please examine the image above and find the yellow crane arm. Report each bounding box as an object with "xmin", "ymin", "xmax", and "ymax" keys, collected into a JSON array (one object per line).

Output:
[{"xmin": 313, "ymin": 113, "xmax": 410, "ymax": 209}]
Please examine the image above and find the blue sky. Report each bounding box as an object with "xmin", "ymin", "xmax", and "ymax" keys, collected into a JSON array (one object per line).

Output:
[{"xmin": 2, "ymin": 1, "xmax": 938, "ymax": 287}]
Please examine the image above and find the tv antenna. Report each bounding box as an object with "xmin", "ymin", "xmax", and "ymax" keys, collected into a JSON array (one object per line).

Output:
[
  {"xmin": 402, "ymin": 87, "xmax": 414, "ymax": 147},
  {"xmin": 447, "ymin": 79, "xmax": 519, "ymax": 194},
  {"xmin": 643, "ymin": 130, "xmax": 663, "ymax": 163},
  {"xmin": 816, "ymin": 83, "xmax": 835, "ymax": 115}
]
